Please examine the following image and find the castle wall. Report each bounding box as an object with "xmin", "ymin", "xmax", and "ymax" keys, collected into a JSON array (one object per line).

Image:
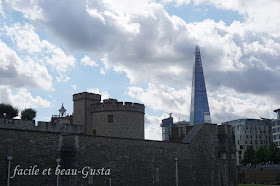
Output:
[
  {"xmin": 0, "ymin": 124, "xmax": 236, "ymax": 186},
  {"xmin": 0, "ymin": 119, "xmax": 84, "ymax": 134}
]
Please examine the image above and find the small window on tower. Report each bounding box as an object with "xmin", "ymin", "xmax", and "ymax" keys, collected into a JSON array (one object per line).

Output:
[{"xmin": 108, "ymin": 114, "xmax": 113, "ymax": 123}]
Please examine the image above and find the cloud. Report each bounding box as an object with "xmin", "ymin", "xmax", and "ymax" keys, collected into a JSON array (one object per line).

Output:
[
  {"xmin": 3, "ymin": 0, "xmax": 280, "ymax": 128},
  {"xmin": 145, "ymin": 114, "xmax": 166, "ymax": 140},
  {"xmin": 4, "ymin": 0, "xmax": 44, "ymax": 20},
  {"xmin": 127, "ymin": 82, "xmax": 190, "ymax": 120},
  {"xmin": 0, "ymin": 86, "xmax": 51, "ymax": 110},
  {"xmin": 80, "ymin": 55, "xmax": 98, "ymax": 67},
  {"xmin": 208, "ymin": 87, "xmax": 277, "ymax": 123},
  {"xmin": 87, "ymin": 88, "xmax": 110, "ymax": 100},
  {"xmin": 71, "ymin": 84, "xmax": 77, "ymax": 90},
  {"xmin": 4, "ymin": 23, "xmax": 76, "ymax": 82},
  {"xmin": 161, "ymin": 0, "xmax": 191, "ymax": 6},
  {"xmin": 0, "ymin": 0, "xmax": 4, "ymax": 17},
  {"xmin": 0, "ymin": 40, "xmax": 52, "ymax": 90}
]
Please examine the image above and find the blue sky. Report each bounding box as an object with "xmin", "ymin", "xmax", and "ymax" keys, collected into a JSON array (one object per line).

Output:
[{"xmin": 0, "ymin": 0, "xmax": 280, "ymax": 140}]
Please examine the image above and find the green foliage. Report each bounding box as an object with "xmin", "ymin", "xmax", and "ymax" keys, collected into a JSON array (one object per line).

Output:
[
  {"xmin": 21, "ymin": 108, "xmax": 36, "ymax": 120},
  {"xmin": 242, "ymin": 143, "xmax": 280, "ymax": 165},
  {"xmin": 242, "ymin": 146, "xmax": 255, "ymax": 165},
  {"xmin": 0, "ymin": 103, "xmax": 18, "ymax": 119},
  {"xmin": 268, "ymin": 142, "xmax": 279, "ymax": 163},
  {"xmin": 254, "ymin": 146, "xmax": 268, "ymax": 164}
]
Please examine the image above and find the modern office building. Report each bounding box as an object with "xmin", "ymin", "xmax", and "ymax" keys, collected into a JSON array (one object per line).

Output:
[
  {"xmin": 190, "ymin": 46, "xmax": 211, "ymax": 125},
  {"xmin": 272, "ymin": 108, "xmax": 280, "ymax": 147},
  {"xmin": 160, "ymin": 114, "xmax": 190, "ymax": 141},
  {"xmin": 222, "ymin": 118, "xmax": 272, "ymax": 165},
  {"xmin": 161, "ymin": 114, "xmax": 174, "ymax": 141}
]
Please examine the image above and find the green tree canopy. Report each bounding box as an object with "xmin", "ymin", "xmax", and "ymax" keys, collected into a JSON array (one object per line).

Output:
[
  {"xmin": 268, "ymin": 142, "xmax": 279, "ymax": 163},
  {"xmin": 255, "ymin": 146, "xmax": 268, "ymax": 164},
  {"xmin": 242, "ymin": 146, "xmax": 255, "ymax": 165},
  {"xmin": 0, "ymin": 103, "xmax": 18, "ymax": 119},
  {"xmin": 21, "ymin": 108, "xmax": 36, "ymax": 120}
]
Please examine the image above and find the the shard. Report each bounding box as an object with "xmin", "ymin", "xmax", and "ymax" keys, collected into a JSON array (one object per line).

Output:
[{"xmin": 190, "ymin": 45, "xmax": 211, "ymax": 125}]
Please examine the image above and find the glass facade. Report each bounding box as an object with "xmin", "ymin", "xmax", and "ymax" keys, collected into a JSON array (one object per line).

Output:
[
  {"xmin": 222, "ymin": 119, "xmax": 272, "ymax": 165},
  {"xmin": 190, "ymin": 46, "xmax": 211, "ymax": 125}
]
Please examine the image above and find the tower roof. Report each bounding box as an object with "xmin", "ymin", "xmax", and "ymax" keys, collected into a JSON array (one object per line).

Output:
[{"xmin": 59, "ymin": 103, "xmax": 67, "ymax": 116}]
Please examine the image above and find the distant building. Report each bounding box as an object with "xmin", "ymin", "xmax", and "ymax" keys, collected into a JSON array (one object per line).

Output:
[
  {"xmin": 272, "ymin": 108, "xmax": 280, "ymax": 147},
  {"xmin": 190, "ymin": 46, "xmax": 211, "ymax": 125},
  {"xmin": 222, "ymin": 118, "xmax": 272, "ymax": 165},
  {"xmin": 160, "ymin": 114, "xmax": 190, "ymax": 142},
  {"xmin": 160, "ymin": 114, "xmax": 174, "ymax": 141}
]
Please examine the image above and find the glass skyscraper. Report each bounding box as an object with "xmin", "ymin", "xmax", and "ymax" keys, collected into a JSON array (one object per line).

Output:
[{"xmin": 190, "ymin": 46, "xmax": 211, "ymax": 125}]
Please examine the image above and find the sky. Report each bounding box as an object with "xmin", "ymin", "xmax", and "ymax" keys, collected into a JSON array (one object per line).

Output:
[{"xmin": 0, "ymin": 0, "xmax": 280, "ymax": 140}]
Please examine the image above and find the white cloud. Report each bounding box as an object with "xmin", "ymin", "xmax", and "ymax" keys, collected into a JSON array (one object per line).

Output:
[
  {"xmin": 87, "ymin": 88, "xmax": 110, "ymax": 100},
  {"xmin": 161, "ymin": 0, "xmax": 191, "ymax": 6},
  {"xmin": 193, "ymin": 0, "xmax": 280, "ymax": 36},
  {"xmin": 80, "ymin": 55, "xmax": 98, "ymax": 67},
  {"xmin": 71, "ymin": 84, "xmax": 77, "ymax": 90},
  {"xmin": 209, "ymin": 87, "xmax": 277, "ymax": 123},
  {"xmin": 127, "ymin": 82, "xmax": 190, "ymax": 120},
  {"xmin": 5, "ymin": 23, "xmax": 42, "ymax": 53},
  {"xmin": 0, "ymin": 40, "xmax": 52, "ymax": 90},
  {"xmin": 0, "ymin": 86, "xmax": 51, "ymax": 110},
  {"xmin": 0, "ymin": 0, "xmax": 4, "ymax": 17},
  {"xmin": 145, "ymin": 114, "xmax": 166, "ymax": 140},
  {"xmin": 4, "ymin": 0, "xmax": 44, "ymax": 20},
  {"xmin": 3, "ymin": 0, "xmax": 280, "ymax": 126},
  {"xmin": 4, "ymin": 23, "xmax": 76, "ymax": 82}
]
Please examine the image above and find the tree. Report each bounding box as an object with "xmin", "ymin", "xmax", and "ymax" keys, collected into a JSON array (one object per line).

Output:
[
  {"xmin": 255, "ymin": 146, "xmax": 268, "ymax": 164},
  {"xmin": 268, "ymin": 142, "xmax": 279, "ymax": 163},
  {"xmin": 0, "ymin": 103, "xmax": 18, "ymax": 119},
  {"xmin": 21, "ymin": 108, "xmax": 36, "ymax": 120},
  {"xmin": 242, "ymin": 146, "xmax": 255, "ymax": 165}
]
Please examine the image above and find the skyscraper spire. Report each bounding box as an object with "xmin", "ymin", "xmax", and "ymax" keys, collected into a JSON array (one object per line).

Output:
[{"xmin": 190, "ymin": 45, "xmax": 211, "ymax": 125}]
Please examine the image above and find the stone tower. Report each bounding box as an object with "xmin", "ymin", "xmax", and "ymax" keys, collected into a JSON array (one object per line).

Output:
[
  {"xmin": 73, "ymin": 92, "xmax": 101, "ymax": 134},
  {"xmin": 190, "ymin": 45, "xmax": 211, "ymax": 125},
  {"xmin": 90, "ymin": 99, "xmax": 145, "ymax": 139},
  {"xmin": 73, "ymin": 92, "xmax": 145, "ymax": 139}
]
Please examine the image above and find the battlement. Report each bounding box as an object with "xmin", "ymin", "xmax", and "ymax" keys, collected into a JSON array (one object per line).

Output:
[
  {"xmin": 73, "ymin": 92, "xmax": 101, "ymax": 102},
  {"xmin": 91, "ymin": 101, "xmax": 145, "ymax": 113},
  {"xmin": 0, "ymin": 118, "xmax": 84, "ymax": 134}
]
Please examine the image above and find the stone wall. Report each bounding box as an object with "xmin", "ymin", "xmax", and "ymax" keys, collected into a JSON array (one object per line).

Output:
[
  {"xmin": 0, "ymin": 119, "xmax": 84, "ymax": 134},
  {"xmin": 0, "ymin": 124, "xmax": 236, "ymax": 186},
  {"xmin": 238, "ymin": 170, "xmax": 280, "ymax": 184},
  {"xmin": 90, "ymin": 110, "xmax": 144, "ymax": 139}
]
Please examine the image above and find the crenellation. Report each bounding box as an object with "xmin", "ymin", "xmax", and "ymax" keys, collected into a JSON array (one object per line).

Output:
[
  {"xmin": 91, "ymin": 101, "xmax": 145, "ymax": 113},
  {"xmin": 73, "ymin": 92, "xmax": 101, "ymax": 101},
  {"xmin": 0, "ymin": 119, "xmax": 84, "ymax": 134}
]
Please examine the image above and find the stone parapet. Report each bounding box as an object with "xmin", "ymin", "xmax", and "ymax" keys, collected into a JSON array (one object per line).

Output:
[
  {"xmin": 91, "ymin": 101, "xmax": 145, "ymax": 113},
  {"xmin": 73, "ymin": 92, "xmax": 101, "ymax": 101},
  {"xmin": 0, "ymin": 118, "xmax": 84, "ymax": 134}
]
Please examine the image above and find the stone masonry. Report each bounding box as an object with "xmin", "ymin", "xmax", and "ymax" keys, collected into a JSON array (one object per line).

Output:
[
  {"xmin": 0, "ymin": 122, "xmax": 237, "ymax": 186},
  {"xmin": 73, "ymin": 92, "xmax": 145, "ymax": 139}
]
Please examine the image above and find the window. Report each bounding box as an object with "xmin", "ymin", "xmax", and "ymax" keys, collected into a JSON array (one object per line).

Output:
[{"xmin": 108, "ymin": 114, "xmax": 114, "ymax": 123}]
